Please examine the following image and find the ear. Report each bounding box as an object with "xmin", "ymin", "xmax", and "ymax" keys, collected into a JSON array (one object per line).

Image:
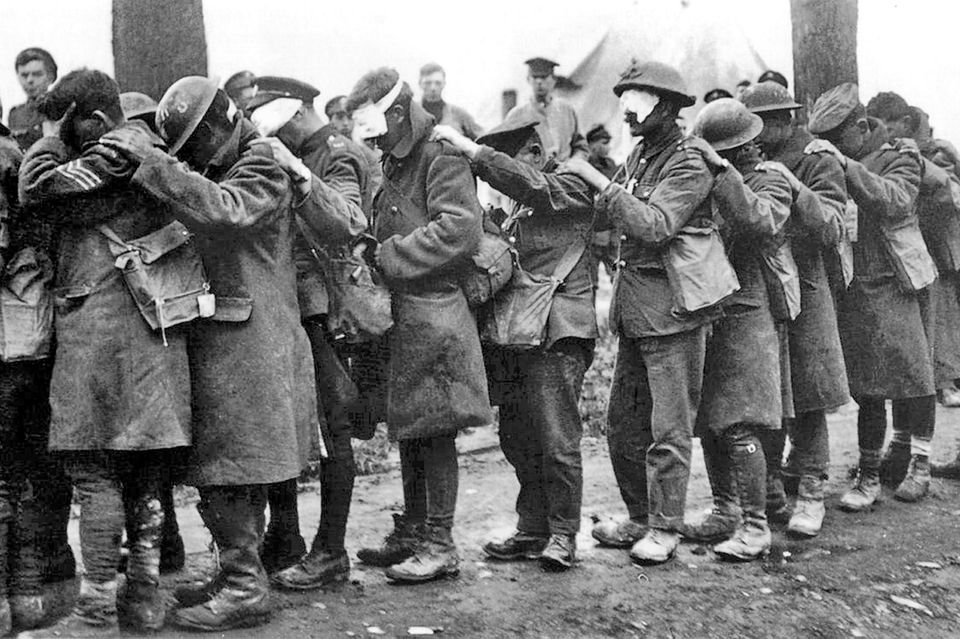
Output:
[
  {"xmin": 387, "ymin": 103, "xmax": 406, "ymax": 122},
  {"xmin": 856, "ymin": 119, "xmax": 869, "ymax": 134}
]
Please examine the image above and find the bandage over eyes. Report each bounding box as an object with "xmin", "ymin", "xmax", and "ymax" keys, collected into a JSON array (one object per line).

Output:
[
  {"xmin": 352, "ymin": 78, "xmax": 404, "ymax": 140},
  {"xmin": 251, "ymin": 98, "xmax": 303, "ymax": 137},
  {"xmin": 619, "ymin": 89, "xmax": 660, "ymax": 123}
]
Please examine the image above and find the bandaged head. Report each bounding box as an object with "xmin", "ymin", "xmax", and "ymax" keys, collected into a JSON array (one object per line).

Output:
[
  {"xmin": 351, "ymin": 78, "xmax": 404, "ymax": 140},
  {"xmin": 619, "ymin": 89, "xmax": 660, "ymax": 124},
  {"xmin": 250, "ymin": 97, "xmax": 302, "ymax": 137}
]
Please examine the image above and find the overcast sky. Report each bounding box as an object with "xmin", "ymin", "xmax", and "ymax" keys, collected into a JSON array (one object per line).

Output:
[{"xmin": 2, "ymin": 0, "xmax": 960, "ymax": 141}]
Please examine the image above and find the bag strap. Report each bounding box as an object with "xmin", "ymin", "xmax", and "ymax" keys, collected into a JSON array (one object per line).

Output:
[
  {"xmin": 97, "ymin": 224, "xmax": 132, "ymax": 258},
  {"xmin": 550, "ymin": 238, "xmax": 588, "ymax": 283}
]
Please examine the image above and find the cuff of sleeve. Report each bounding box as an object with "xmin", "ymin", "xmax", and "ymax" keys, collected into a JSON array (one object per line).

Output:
[
  {"xmin": 470, "ymin": 146, "xmax": 496, "ymax": 170},
  {"xmin": 30, "ymin": 137, "xmax": 69, "ymax": 158},
  {"xmin": 595, "ymin": 182, "xmax": 624, "ymax": 212}
]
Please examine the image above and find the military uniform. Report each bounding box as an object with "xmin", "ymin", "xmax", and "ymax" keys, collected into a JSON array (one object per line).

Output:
[
  {"xmin": 422, "ymin": 100, "xmax": 484, "ymax": 140},
  {"xmin": 471, "ymin": 123, "xmax": 598, "ymax": 550},
  {"xmin": 506, "ymin": 96, "xmax": 587, "ymax": 163},
  {"xmin": 8, "ymin": 101, "xmax": 44, "ymax": 151}
]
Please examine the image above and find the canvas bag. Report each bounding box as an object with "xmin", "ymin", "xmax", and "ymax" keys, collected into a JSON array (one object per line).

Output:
[
  {"xmin": 879, "ymin": 215, "xmax": 938, "ymax": 292},
  {"xmin": 99, "ymin": 221, "xmax": 214, "ymax": 345},
  {"xmin": 310, "ymin": 242, "xmax": 393, "ymax": 344},
  {"xmin": 760, "ymin": 236, "xmax": 802, "ymax": 321},
  {"xmin": 663, "ymin": 220, "xmax": 741, "ymax": 314},
  {"xmin": 0, "ymin": 247, "xmax": 53, "ymax": 362}
]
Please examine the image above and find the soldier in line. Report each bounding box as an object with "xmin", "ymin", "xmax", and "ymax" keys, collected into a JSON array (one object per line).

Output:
[
  {"xmin": 562, "ymin": 61, "xmax": 720, "ymax": 565},
  {"xmin": 434, "ymin": 112, "xmax": 600, "ymax": 571},
  {"xmin": 101, "ymin": 75, "xmax": 318, "ymax": 631},
  {"xmin": 9, "ymin": 48, "xmax": 58, "ymax": 150},
  {"xmin": 347, "ymin": 67, "xmax": 490, "ymax": 584},
  {"xmin": 246, "ymin": 75, "xmax": 370, "ymax": 589},
  {"xmin": 741, "ymin": 81, "xmax": 850, "ymax": 538},
  {"xmin": 806, "ymin": 84, "xmax": 935, "ymax": 512}
]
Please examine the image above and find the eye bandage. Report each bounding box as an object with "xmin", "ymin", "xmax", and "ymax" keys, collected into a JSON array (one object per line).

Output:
[
  {"xmin": 619, "ymin": 89, "xmax": 660, "ymax": 123},
  {"xmin": 352, "ymin": 78, "xmax": 404, "ymax": 140},
  {"xmin": 251, "ymin": 98, "xmax": 303, "ymax": 137}
]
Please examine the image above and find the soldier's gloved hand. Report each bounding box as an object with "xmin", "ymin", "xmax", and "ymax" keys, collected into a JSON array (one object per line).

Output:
[
  {"xmin": 757, "ymin": 160, "xmax": 804, "ymax": 194},
  {"xmin": 683, "ymin": 137, "xmax": 729, "ymax": 172},
  {"xmin": 934, "ymin": 138, "xmax": 960, "ymax": 165},
  {"xmin": 558, "ymin": 156, "xmax": 611, "ymax": 191},
  {"xmin": 99, "ymin": 124, "xmax": 156, "ymax": 164},
  {"xmin": 431, "ymin": 125, "xmax": 480, "ymax": 159},
  {"xmin": 804, "ymin": 139, "xmax": 847, "ymax": 168}
]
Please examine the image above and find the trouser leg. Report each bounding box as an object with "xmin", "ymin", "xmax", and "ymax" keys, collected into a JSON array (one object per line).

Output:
[
  {"xmin": 498, "ymin": 396, "xmax": 548, "ymax": 535},
  {"xmin": 420, "ymin": 435, "xmax": 459, "ymax": 532},
  {"xmin": 701, "ymin": 430, "xmax": 737, "ymax": 511},
  {"xmin": 606, "ymin": 338, "xmax": 652, "ymax": 522},
  {"xmin": 791, "ymin": 410, "xmax": 830, "ymax": 480},
  {"xmin": 399, "ymin": 440, "xmax": 427, "ymax": 523},
  {"xmin": 723, "ymin": 425, "xmax": 768, "ymax": 527},
  {"xmin": 199, "ymin": 485, "xmax": 268, "ymax": 593},
  {"xmin": 64, "ymin": 452, "xmax": 124, "ymax": 586},
  {"xmin": 316, "ymin": 430, "xmax": 355, "ymax": 554},
  {"xmin": 856, "ymin": 397, "xmax": 887, "ymax": 470}
]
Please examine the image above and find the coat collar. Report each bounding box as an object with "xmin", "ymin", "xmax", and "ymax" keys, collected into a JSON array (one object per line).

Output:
[
  {"xmin": 638, "ymin": 123, "xmax": 683, "ymax": 159},
  {"xmin": 389, "ymin": 100, "xmax": 435, "ymax": 160},
  {"xmin": 205, "ymin": 118, "xmax": 258, "ymax": 177},
  {"xmin": 298, "ymin": 123, "xmax": 338, "ymax": 158},
  {"xmin": 773, "ymin": 127, "xmax": 813, "ymax": 171}
]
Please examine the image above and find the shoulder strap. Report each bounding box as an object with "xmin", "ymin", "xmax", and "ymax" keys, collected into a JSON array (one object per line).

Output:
[
  {"xmin": 97, "ymin": 224, "xmax": 132, "ymax": 258},
  {"xmin": 550, "ymin": 238, "xmax": 587, "ymax": 282}
]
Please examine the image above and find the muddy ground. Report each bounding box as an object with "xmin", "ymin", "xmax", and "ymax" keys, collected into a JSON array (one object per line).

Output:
[{"xmin": 36, "ymin": 401, "xmax": 960, "ymax": 639}]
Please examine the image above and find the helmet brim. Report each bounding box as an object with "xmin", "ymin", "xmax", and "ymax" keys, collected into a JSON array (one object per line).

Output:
[
  {"xmin": 747, "ymin": 101, "xmax": 802, "ymax": 114},
  {"xmin": 613, "ymin": 82, "xmax": 696, "ymax": 108},
  {"xmin": 710, "ymin": 112, "xmax": 765, "ymax": 151}
]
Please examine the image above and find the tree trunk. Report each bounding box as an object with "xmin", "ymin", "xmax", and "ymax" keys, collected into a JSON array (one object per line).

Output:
[
  {"xmin": 112, "ymin": 0, "xmax": 208, "ymax": 100},
  {"xmin": 790, "ymin": 0, "xmax": 858, "ymax": 117}
]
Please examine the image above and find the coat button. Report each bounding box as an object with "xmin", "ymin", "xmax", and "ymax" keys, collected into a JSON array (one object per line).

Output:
[
  {"xmin": 639, "ymin": 158, "xmax": 647, "ymax": 164},
  {"xmin": 618, "ymin": 259, "xmax": 626, "ymax": 267},
  {"xmin": 508, "ymin": 236, "xmax": 516, "ymax": 243},
  {"xmin": 619, "ymin": 234, "xmax": 627, "ymax": 241},
  {"xmin": 643, "ymin": 190, "xmax": 651, "ymax": 197},
  {"xmin": 390, "ymin": 206, "xmax": 399, "ymax": 214}
]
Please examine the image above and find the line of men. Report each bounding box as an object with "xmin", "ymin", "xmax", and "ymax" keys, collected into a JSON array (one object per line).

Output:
[{"xmin": 2, "ymin": 46, "xmax": 960, "ymax": 637}]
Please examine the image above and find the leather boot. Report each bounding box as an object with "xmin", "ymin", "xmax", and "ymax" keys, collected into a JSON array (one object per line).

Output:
[
  {"xmin": 629, "ymin": 528, "xmax": 679, "ymax": 565},
  {"xmin": 271, "ymin": 548, "xmax": 350, "ymax": 591},
  {"xmin": 714, "ymin": 515, "xmax": 771, "ymax": 561},
  {"xmin": 173, "ymin": 501, "xmax": 221, "ymax": 609},
  {"xmin": 894, "ymin": 455, "xmax": 931, "ymax": 502},
  {"xmin": 384, "ymin": 525, "xmax": 459, "ymax": 584},
  {"xmin": 539, "ymin": 533, "xmax": 576, "ymax": 572},
  {"xmin": 260, "ymin": 479, "xmax": 306, "ymax": 575},
  {"xmin": 931, "ymin": 450, "xmax": 960, "ymax": 479},
  {"xmin": 117, "ymin": 579, "xmax": 164, "ymax": 633},
  {"xmin": 171, "ymin": 487, "xmax": 273, "ymax": 632},
  {"xmin": 484, "ymin": 531, "xmax": 549, "ymax": 561},
  {"xmin": 787, "ymin": 475, "xmax": 825, "ymax": 538},
  {"xmin": 682, "ymin": 506, "xmax": 740, "ymax": 543},
  {"xmin": 20, "ymin": 578, "xmax": 119, "ymax": 638},
  {"xmin": 840, "ymin": 450, "xmax": 882, "ymax": 512},
  {"xmin": 591, "ymin": 518, "xmax": 647, "ymax": 548},
  {"xmin": 879, "ymin": 440, "xmax": 911, "ymax": 487},
  {"xmin": 357, "ymin": 513, "xmax": 422, "ymax": 567},
  {"xmin": 685, "ymin": 432, "xmax": 741, "ymax": 542},
  {"xmin": 714, "ymin": 425, "xmax": 770, "ymax": 561},
  {"xmin": 117, "ymin": 494, "xmax": 165, "ymax": 632}
]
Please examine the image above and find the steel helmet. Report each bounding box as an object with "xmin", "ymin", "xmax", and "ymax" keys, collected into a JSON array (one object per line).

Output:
[
  {"xmin": 613, "ymin": 60, "xmax": 695, "ymax": 108},
  {"xmin": 120, "ymin": 92, "xmax": 158, "ymax": 122},
  {"xmin": 692, "ymin": 98, "xmax": 764, "ymax": 151},
  {"xmin": 155, "ymin": 76, "xmax": 219, "ymax": 154},
  {"xmin": 740, "ymin": 81, "xmax": 801, "ymax": 113}
]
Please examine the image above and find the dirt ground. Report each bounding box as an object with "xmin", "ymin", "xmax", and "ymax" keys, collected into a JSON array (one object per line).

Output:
[{"xmin": 44, "ymin": 401, "xmax": 960, "ymax": 639}]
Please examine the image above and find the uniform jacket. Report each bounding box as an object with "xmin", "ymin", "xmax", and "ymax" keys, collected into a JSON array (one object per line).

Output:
[
  {"xmin": 132, "ymin": 118, "xmax": 318, "ymax": 486},
  {"xmin": 594, "ymin": 126, "xmax": 718, "ymax": 338},
  {"xmin": 697, "ymin": 162, "xmax": 791, "ymax": 433},
  {"xmin": 471, "ymin": 145, "xmax": 599, "ymax": 347},
  {"xmin": 373, "ymin": 101, "xmax": 491, "ymax": 440},
  {"xmin": 506, "ymin": 96, "xmax": 588, "ymax": 163},
  {"xmin": 423, "ymin": 100, "xmax": 485, "ymax": 140},
  {"xmin": 836, "ymin": 120, "xmax": 934, "ymax": 398},
  {"xmin": 18, "ymin": 124, "xmax": 192, "ymax": 451},
  {"xmin": 8, "ymin": 100, "xmax": 44, "ymax": 150},
  {"xmin": 773, "ymin": 127, "xmax": 851, "ymax": 412},
  {"xmin": 292, "ymin": 124, "xmax": 369, "ymax": 318}
]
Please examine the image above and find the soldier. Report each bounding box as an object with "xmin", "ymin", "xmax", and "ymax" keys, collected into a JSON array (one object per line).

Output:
[
  {"xmin": 20, "ymin": 70, "xmax": 192, "ymax": 636},
  {"xmin": 9, "ymin": 48, "xmax": 57, "ymax": 150},
  {"xmin": 419, "ymin": 62, "xmax": 484, "ymax": 140},
  {"xmin": 347, "ymin": 67, "xmax": 490, "ymax": 583},
  {"xmin": 505, "ymin": 57, "xmax": 588, "ymax": 163},
  {"xmin": 325, "ymin": 94, "xmax": 383, "ymax": 198},
  {"xmin": 586, "ymin": 124, "xmax": 619, "ymax": 179},
  {"xmin": 434, "ymin": 113, "xmax": 599, "ymax": 571},
  {"xmin": 224, "ymin": 70, "xmax": 256, "ymax": 112},
  {"xmin": 806, "ymin": 83, "xmax": 935, "ymax": 511},
  {"xmin": 686, "ymin": 97, "xmax": 792, "ymax": 560},
  {"xmin": 246, "ymin": 76, "xmax": 369, "ymax": 589},
  {"xmin": 561, "ymin": 61, "xmax": 720, "ymax": 564},
  {"xmin": 867, "ymin": 93, "xmax": 960, "ymax": 487},
  {"xmin": 101, "ymin": 76, "xmax": 318, "ymax": 631},
  {"xmin": 741, "ymin": 81, "xmax": 850, "ymax": 538}
]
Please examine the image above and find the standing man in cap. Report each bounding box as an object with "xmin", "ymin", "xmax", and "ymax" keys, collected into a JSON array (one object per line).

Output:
[
  {"xmin": 9, "ymin": 48, "xmax": 57, "ymax": 150},
  {"xmin": 586, "ymin": 124, "xmax": 619, "ymax": 179},
  {"xmin": 245, "ymin": 75, "xmax": 370, "ymax": 589},
  {"xmin": 100, "ymin": 76, "xmax": 317, "ymax": 631},
  {"xmin": 346, "ymin": 67, "xmax": 490, "ymax": 584},
  {"xmin": 433, "ymin": 112, "xmax": 599, "ymax": 571},
  {"xmin": 224, "ymin": 71, "xmax": 256, "ymax": 112},
  {"xmin": 806, "ymin": 82, "xmax": 935, "ymax": 511},
  {"xmin": 561, "ymin": 60, "xmax": 721, "ymax": 565},
  {"xmin": 419, "ymin": 63, "xmax": 484, "ymax": 140},
  {"xmin": 740, "ymin": 81, "xmax": 850, "ymax": 538},
  {"xmin": 506, "ymin": 57, "xmax": 587, "ymax": 163}
]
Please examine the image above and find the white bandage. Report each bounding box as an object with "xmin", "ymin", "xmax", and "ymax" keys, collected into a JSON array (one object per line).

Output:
[
  {"xmin": 619, "ymin": 89, "xmax": 660, "ymax": 123},
  {"xmin": 251, "ymin": 97, "xmax": 303, "ymax": 137},
  {"xmin": 352, "ymin": 78, "xmax": 404, "ymax": 140}
]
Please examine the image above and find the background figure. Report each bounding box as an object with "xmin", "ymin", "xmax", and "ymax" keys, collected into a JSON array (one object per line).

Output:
[
  {"xmin": 224, "ymin": 70, "xmax": 256, "ymax": 112},
  {"xmin": 9, "ymin": 48, "xmax": 57, "ymax": 149},
  {"xmin": 418, "ymin": 62, "xmax": 484, "ymax": 140}
]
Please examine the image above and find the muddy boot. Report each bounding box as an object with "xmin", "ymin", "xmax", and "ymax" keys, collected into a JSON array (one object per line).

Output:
[
  {"xmin": 879, "ymin": 440, "xmax": 911, "ymax": 487},
  {"xmin": 117, "ymin": 494, "xmax": 165, "ymax": 632},
  {"xmin": 787, "ymin": 476, "xmax": 825, "ymax": 538},
  {"xmin": 931, "ymin": 450, "xmax": 960, "ymax": 480},
  {"xmin": 384, "ymin": 525, "xmax": 459, "ymax": 584},
  {"xmin": 591, "ymin": 518, "xmax": 647, "ymax": 548},
  {"xmin": 0, "ymin": 598, "xmax": 9, "ymax": 638},
  {"xmin": 20, "ymin": 578, "xmax": 119, "ymax": 638},
  {"xmin": 271, "ymin": 548, "xmax": 350, "ymax": 591},
  {"xmin": 682, "ymin": 506, "xmax": 740, "ymax": 543},
  {"xmin": 483, "ymin": 531, "xmax": 549, "ymax": 561},
  {"xmin": 939, "ymin": 385, "xmax": 960, "ymax": 407},
  {"xmin": 840, "ymin": 451, "xmax": 882, "ymax": 512},
  {"xmin": 10, "ymin": 485, "xmax": 45, "ymax": 626},
  {"xmin": 894, "ymin": 455, "xmax": 931, "ymax": 502},
  {"xmin": 765, "ymin": 474, "xmax": 791, "ymax": 524},
  {"xmin": 117, "ymin": 579, "xmax": 165, "ymax": 633},
  {"xmin": 9, "ymin": 594, "xmax": 45, "ymax": 630},
  {"xmin": 685, "ymin": 432, "xmax": 741, "ymax": 542},
  {"xmin": 260, "ymin": 479, "xmax": 305, "ymax": 575},
  {"xmin": 173, "ymin": 577, "xmax": 223, "ymax": 610},
  {"xmin": 539, "ymin": 533, "xmax": 576, "ymax": 572},
  {"xmin": 171, "ymin": 488, "xmax": 273, "ymax": 632},
  {"xmin": 629, "ymin": 528, "xmax": 680, "ymax": 565},
  {"xmin": 714, "ymin": 515, "xmax": 771, "ymax": 562},
  {"xmin": 713, "ymin": 425, "xmax": 770, "ymax": 562},
  {"xmin": 357, "ymin": 513, "xmax": 421, "ymax": 567}
]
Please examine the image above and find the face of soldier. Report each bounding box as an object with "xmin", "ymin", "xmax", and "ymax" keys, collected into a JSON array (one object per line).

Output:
[
  {"xmin": 588, "ymin": 138, "xmax": 610, "ymax": 159},
  {"xmin": 17, "ymin": 60, "xmax": 53, "ymax": 100},
  {"xmin": 757, "ymin": 111, "xmax": 793, "ymax": 156},
  {"xmin": 514, "ymin": 133, "xmax": 546, "ymax": 169},
  {"xmin": 528, "ymin": 73, "xmax": 556, "ymax": 101},
  {"xmin": 231, "ymin": 86, "xmax": 256, "ymax": 112},
  {"xmin": 620, "ymin": 89, "xmax": 660, "ymax": 137},
  {"xmin": 880, "ymin": 115, "xmax": 913, "ymax": 141},
  {"xmin": 827, "ymin": 118, "xmax": 868, "ymax": 158},
  {"xmin": 419, "ymin": 71, "xmax": 446, "ymax": 103}
]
